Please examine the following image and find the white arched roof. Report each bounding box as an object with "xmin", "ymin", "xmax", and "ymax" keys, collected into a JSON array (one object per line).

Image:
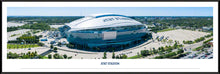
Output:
[{"xmin": 66, "ymin": 13, "xmax": 144, "ymax": 31}]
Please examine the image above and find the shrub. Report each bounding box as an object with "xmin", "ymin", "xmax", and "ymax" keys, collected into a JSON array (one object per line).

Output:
[
  {"xmin": 63, "ymin": 54, "xmax": 67, "ymax": 59},
  {"xmin": 48, "ymin": 54, "xmax": 52, "ymax": 59}
]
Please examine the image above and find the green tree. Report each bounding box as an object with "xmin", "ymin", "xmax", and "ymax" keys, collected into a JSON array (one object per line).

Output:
[
  {"xmin": 116, "ymin": 55, "xmax": 120, "ymax": 59},
  {"xmin": 48, "ymin": 54, "xmax": 52, "ymax": 59},
  {"xmin": 38, "ymin": 55, "xmax": 44, "ymax": 59},
  {"xmin": 54, "ymin": 47, "xmax": 58, "ymax": 51},
  {"xmin": 53, "ymin": 53, "xmax": 59, "ymax": 59},
  {"xmin": 141, "ymin": 50, "xmax": 150, "ymax": 56},
  {"xmin": 177, "ymin": 49, "xmax": 184, "ymax": 54},
  {"xmin": 112, "ymin": 51, "xmax": 115, "ymax": 59},
  {"xmin": 103, "ymin": 51, "xmax": 107, "ymax": 59},
  {"xmin": 58, "ymin": 42, "xmax": 62, "ymax": 47},
  {"xmin": 153, "ymin": 48, "xmax": 158, "ymax": 54},
  {"xmin": 121, "ymin": 54, "xmax": 128, "ymax": 59},
  {"xmin": 141, "ymin": 50, "xmax": 146, "ymax": 56},
  {"xmin": 50, "ymin": 44, "xmax": 54, "ymax": 49},
  {"xmin": 137, "ymin": 52, "xmax": 140, "ymax": 56},
  {"xmin": 63, "ymin": 54, "xmax": 67, "ymax": 59},
  {"xmin": 38, "ymin": 42, "xmax": 44, "ymax": 46},
  {"xmin": 68, "ymin": 56, "xmax": 72, "ymax": 59},
  {"xmin": 173, "ymin": 42, "xmax": 178, "ymax": 49},
  {"xmin": 34, "ymin": 51, "xmax": 38, "ymax": 56}
]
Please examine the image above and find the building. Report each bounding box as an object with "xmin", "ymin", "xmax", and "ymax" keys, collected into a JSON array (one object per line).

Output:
[
  {"xmin": 59, "ymin": 13, "xmax": 151, "ymax": 48},
  {"xmin": 202, "ymin": 27, "xmax": 213, "ymax": 31},
  {"xmin": 207, "ymin": 40, "xmax": 213, "ymax": 47},
  {"xmin": 40, "ymin": 38, "xmax": 48, "ymax": 41}
]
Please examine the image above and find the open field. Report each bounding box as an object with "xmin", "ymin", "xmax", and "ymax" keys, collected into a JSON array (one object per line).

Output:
[
  {"xmin": 50, "ymin": 25, "xmax": 64, "ymax": 28},
  {"xmin": 156, "ymin": 29, "xmax": 210, "ymax": 44},
  {"xmin": 7, "ymin": 22, "xmax": 26, "ymax": 27}
]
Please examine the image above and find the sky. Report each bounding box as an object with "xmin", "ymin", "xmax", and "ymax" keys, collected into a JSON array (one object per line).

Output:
[{"xmin": 7, "ymin": 7, "xmax": 213, "ymax": 16}]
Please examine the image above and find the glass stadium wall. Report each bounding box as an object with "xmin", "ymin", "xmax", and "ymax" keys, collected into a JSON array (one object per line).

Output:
[
  {"xmin": 59, "ymin": 25, "xmax": 71, "ymax": 38},
  {"xmin": 65, "ymin": 25, "xmax": 150, "ymax": 48}
]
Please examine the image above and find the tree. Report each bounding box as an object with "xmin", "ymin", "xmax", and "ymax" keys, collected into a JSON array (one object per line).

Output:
[
  {"xmin": 160, "ymin": 47, "xmax": 165, "ymax": 52},
  {"xmin": 141, "ymin": 50, "xmax": 150, "ymax": 56},
  {"xmin": 27, "ymin": 51, "xmax": 31, "ymax": 56},
  {"xmin": 103, "ymin": 51, "xmax": 107, "ymax": 59},
  {"xmin": 137, "ymin": 52, "xmax": 140, "ymax": 56},
  {"xmin": 54, "ymin": 47, "xmax": 58, "ymax": 51},
  {"xmin": 141, "ymin": 50, "xmax": 147, "ymax": 56},
  {"xmin": 116, "ymin": 55, "xmax": 120, "ymax": 59},
  {"xmin": 63, "ymin": 54, "xmax": 67, "ymax": 59},
  {"xmin": 38, "ymin": 42, "xmax": 44, "ymax": 46},
  {"xmin": 173, "ymin": 42, "xmax": 178, "ymax": 49},
  {"xmin": 164, "ymin": 52, "xmax": 176, "ymax": 58},
  {"xmin": 205, "ymin": 50, "xmax": 208, "ymax": 54},
  {"xmin": 145, "ymin": 50, "xmax": 150, "ymax": 55},
  {"xmin": 121, "ymin": 54, "xmax": 127, "ymax": 59},
  {"xmin": 177, "ymin": 49, "xmax": 184, "ymax": 54},
  {"xmin": 153, "ymin": 48, "xmax": 158, "ymax": 54},
  {"xmin": 50, "ymin": 44, "xmax": 54, "ymax": 49},
  {"xmin": 53, "ymin": 53, "xmax": 63, "ymax": 59},
  {"xmin": 68, "ymin": 56, "xmax": 72, "ymax": 59},
  {"xmin": 168, "ymin": 39, "xmax": 173, "ymax": 45},
  {"xmin": 34, "ymin": 51, "xmax": 38, "ymax": 56},
  {"xmin": 48, "ymin": 54, "xmax": 52, "ymax": 59},
  {"xmin": 58, "ymin": 42, "xmax": 62, "ymax": 47},
  {"xmin": 112, "ymin": 51, "xmax": 115, "ymax": 59},
  {"xmin": 38, "ymin": 55, "xmax": 44, "ymax": 59}
]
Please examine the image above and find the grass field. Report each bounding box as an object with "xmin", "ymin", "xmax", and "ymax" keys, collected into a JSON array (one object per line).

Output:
[
  {"xmin": 192, "ymin": 46, "xmax": 203, "ymax": 51},
  {"xmin": 157, "ymin": 28, "xmax": 176, "ymax": 32},
  {"xmin": 127, "ymin": 55, "xmax": 142, "ymax": 59},
  {"xmin": 42, "ymin": 56, "xmax": 49, "ymax": 59},
  {"xmin": 7, "ymin": 44, "xmax": 39, "ymax": 49}
]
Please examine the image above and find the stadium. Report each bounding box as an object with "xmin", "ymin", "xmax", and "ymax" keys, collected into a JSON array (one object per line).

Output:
[{"xmin": 59, "ymin": 13, "xmax": 152, "ymax": 50}]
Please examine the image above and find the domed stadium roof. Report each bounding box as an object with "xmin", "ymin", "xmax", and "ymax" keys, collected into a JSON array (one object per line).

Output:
[{"xmin": 66, "ymin": 13, "xmax": 144, "ymax": 31}]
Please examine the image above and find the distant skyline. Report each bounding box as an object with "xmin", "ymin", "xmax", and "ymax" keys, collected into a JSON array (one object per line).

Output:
[{"xmin": 7, "ymin": 7, "xmax": 213, "ymax": 16}]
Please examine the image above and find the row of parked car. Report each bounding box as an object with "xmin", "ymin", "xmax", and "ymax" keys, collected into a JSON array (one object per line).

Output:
[{"xmin": 197, "ymin": 50, "xmax": 213, "ymax": 59}]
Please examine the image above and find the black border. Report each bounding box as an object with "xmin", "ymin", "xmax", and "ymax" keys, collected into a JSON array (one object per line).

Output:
[
  {"xmin": 1, "ymin": 0, "xmax": 219, "ymax": 1},
  {"xmin": 1, "ymin": 0, "xmax": 219, "ymax": 74},
  {"xmin": 1, "ymin": 72, "xmax": 220, "ymax": 74}
]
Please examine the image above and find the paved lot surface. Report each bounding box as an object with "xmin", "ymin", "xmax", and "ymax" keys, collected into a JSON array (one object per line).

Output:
[
  {"xmin": 7, "ymin": 47, "xmax": 50, "ymax": 55},
  {"xmin": 7, "ymin": 29, "xmax": 31, "ymax": 41},
  {"xmin": 7, "ymin": 22, "xmax": 26, "ymax": 27},
  {"xmin": 50, "ymin": 25, "xmax": 64, "ymax": 28},
  {"xmin": 156, "ymin": 29, "xmax": 209, "ymax": 44}
]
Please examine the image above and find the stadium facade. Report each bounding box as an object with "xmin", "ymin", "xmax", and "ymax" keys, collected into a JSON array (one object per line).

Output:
[{"xmin": 59, "ymin": 13, "xmax": 151, "ymax": 49}]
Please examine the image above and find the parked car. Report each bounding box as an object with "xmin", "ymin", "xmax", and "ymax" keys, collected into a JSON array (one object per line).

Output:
[{"xmin": 208, "ymin": 56, "xmax": 213, "ymax": 59}]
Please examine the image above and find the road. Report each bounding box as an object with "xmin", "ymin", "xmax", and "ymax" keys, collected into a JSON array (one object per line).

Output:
[{"xmin": 33, "ymin": 50, "xmax": 53, "ymax": 59}]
